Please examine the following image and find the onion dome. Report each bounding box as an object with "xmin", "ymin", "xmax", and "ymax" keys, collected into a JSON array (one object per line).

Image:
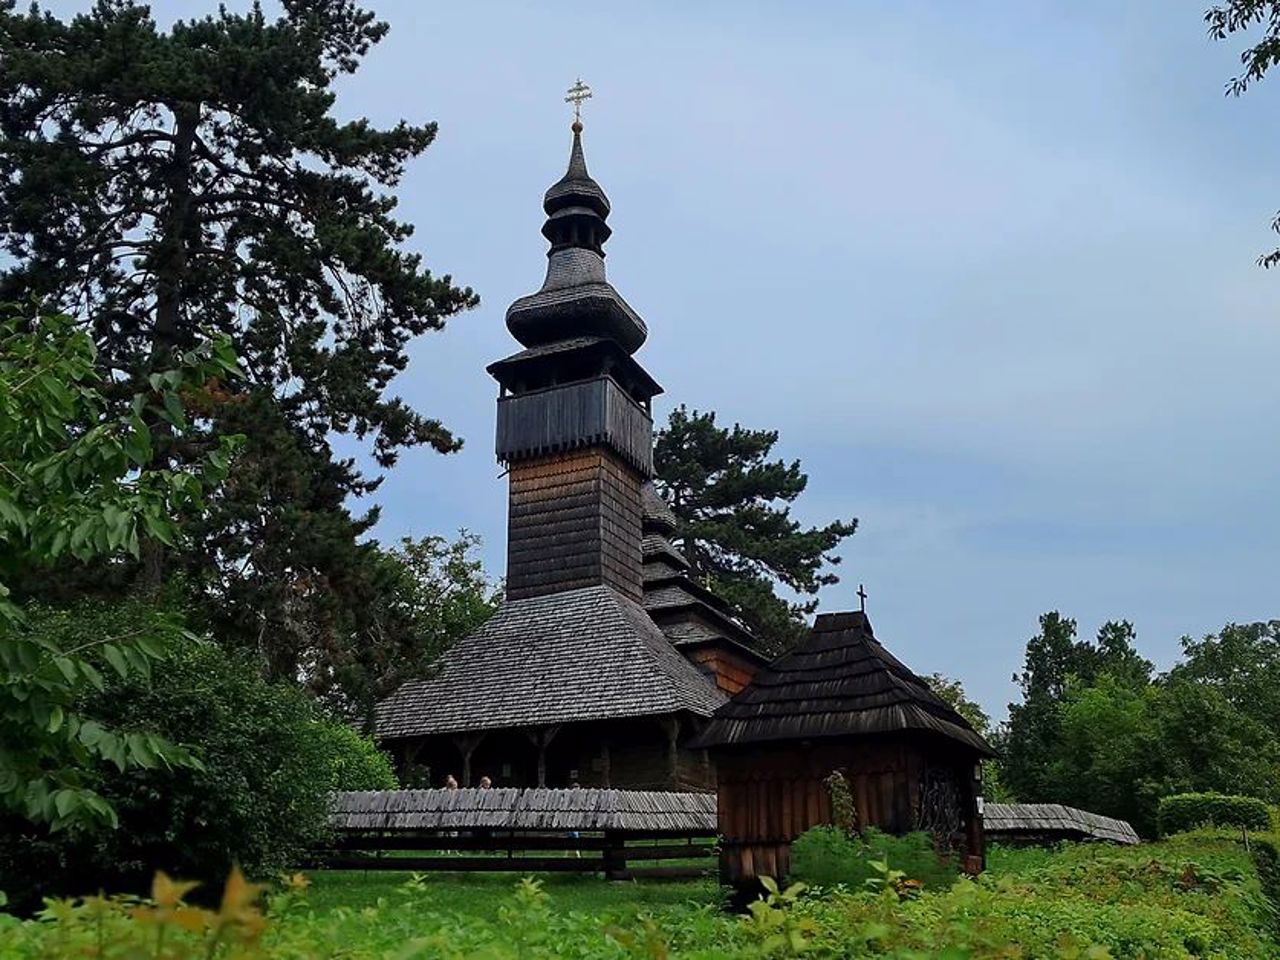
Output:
[{"xmin": 506, "ymin": 122, "xmax": 648, "ymax": 354}]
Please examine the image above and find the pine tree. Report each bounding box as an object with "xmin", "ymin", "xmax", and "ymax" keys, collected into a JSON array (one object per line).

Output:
[
  {"xmin": 0, "ymin": 0, "xmax": 476, "ymax": 693},
  {"xmin": 654, "ymin": 406, "xmax": 857, "ymax": 651}
]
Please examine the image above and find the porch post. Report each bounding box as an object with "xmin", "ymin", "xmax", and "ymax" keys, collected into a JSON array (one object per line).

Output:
[
  {"xmin": 452, "ymin": 732, "xmax": 486, "ymax": 787},
  {"xmin": 523, "ymin": 726, "xmax": 561, "ymax": 787}
]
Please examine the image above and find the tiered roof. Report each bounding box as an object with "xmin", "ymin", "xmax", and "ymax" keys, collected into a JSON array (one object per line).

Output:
[
  {"xmin": 504, "ymin": 122, "xmax": 647, "ymax": 355},
  {"xmin": 375, "ymin": 122, "xmax": 738, "ymax": 744},
  {"xmin": 638, "ymin": 483, "xmax": 768, "ymax": 662},
  {"xmin": 693, "ymin": 611, "xmax": 994, "ymax": 753}
]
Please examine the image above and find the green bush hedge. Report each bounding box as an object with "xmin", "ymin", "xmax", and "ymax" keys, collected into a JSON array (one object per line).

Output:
[
  {"xmin": 1157, "ymin": 792, "xmax": 1273, "ymax": 836},
  {"xmin": 0, "ymin": 641, "xmax": 396, "ymax": 913},
  {"xmin": 1253, "ymin": 835, "xmax": 1280, "ymax": 937},
  {"xmin": 313, "ymin": 720, "xmax": 397, "ymax": 793}
]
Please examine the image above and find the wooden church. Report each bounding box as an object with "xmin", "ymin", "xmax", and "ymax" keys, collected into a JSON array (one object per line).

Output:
[
  {"xmin": 374, "ymin": 116, "xmax": 769, "ymax": 790},
  {"xmin": 375, "ymin": 100, "xmax": 993, "ymax": 874}
]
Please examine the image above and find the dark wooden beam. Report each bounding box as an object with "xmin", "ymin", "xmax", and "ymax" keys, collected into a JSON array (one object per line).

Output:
[
  {"xmin": 522, "ymin": 725, "xmax": 561, "ymax": 787},
  {"xmin": 452, "ymin": 732, "xmax": 486, "ymax": 787}
]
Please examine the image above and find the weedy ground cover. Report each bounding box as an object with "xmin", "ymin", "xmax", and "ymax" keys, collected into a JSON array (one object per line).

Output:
[{"xmin": 0, "ymin": 830, "xmax": 1274, "ymax": 958}]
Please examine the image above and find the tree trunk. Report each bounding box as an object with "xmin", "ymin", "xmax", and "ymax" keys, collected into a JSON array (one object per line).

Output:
[{"xmin": 137, "ymin": 103, "xmax": 200, "ymax": 594}]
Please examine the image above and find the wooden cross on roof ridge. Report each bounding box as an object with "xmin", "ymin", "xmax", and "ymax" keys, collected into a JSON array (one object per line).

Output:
[
  {"xmin": 857, "ymin": 583, "xmax": 868, "ymax": 613},
  {"xmin": 565, "ymin": 78, "xmax": 592, "ymax": 123}
]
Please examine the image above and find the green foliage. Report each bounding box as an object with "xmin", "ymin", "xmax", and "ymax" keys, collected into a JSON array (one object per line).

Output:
[
  {"xmin": 1206, "ymin": 2, "xmax": 1280, "ymax": 266},
  {"xmin": 3, "ymin": 834, "xmax": 1277, "ymax": 958},
  {"xmin": 790, "ymin": 826, "xmax": 959, "ymax": 892},
  {"xmin": 1158, "ymin": 793, "xmax": 1274, "ymax": 837},
  {"xmin": 823, "ymin": 769, "xmax": 856, "ymax": 835},
  {"xmin": 0, "ymin": 639, "xmax": 391, "ymax": 912},
  {"xmin": 313, "ymin": 532, "xmax": 499, "ymax": 724},
  {"xmin": 743, "ymin": 876, "xmax": 815, "ymax": 956},
  {"xmin": 1170, "ymin": 620, "xmax": 1280, "ymax": 735},
  {"xmin": 1036, "ymin": 675, "xmax": 1280, "ymax": 837},
  {"xmin": 0, "ymin": 305, "xmax": 238, "ymax": 832},
  {"xmin": 998, "ymin": 613, "xmax": 1280, "ymax": 835},
  {"xmin": 1251, "ymin": 835, "xmax": 1280, "ymax": 937},
  {"xmin": 1002, "ymin": 613, "xmax": 1153, "ymax": 803},
  {"xmin": 654, "ymin": 406, "xmax": 857, "ymax": 651},
  {"xmin": 0, "ymin": 0, "xmax": 477, "ymax": 704},
  {"xmin": 311, "ymin": 720, "xmax": 397, "ymax": 793}
]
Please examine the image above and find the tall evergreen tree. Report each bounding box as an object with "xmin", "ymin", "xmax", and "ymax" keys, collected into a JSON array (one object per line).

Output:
[
  {"xmin": 0, "ymin": 1, "xmax": 476, "ymax": 693},
  {"xmin": 654, "ymin": 406, "xmax": 857, "ymax": 651}
]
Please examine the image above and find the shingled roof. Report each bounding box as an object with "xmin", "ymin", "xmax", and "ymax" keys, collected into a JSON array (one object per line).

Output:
[
  {"xmin": 331, "ymin": 787, "xmax": 716, "ymax": 833},
  {"xmin": 983, "ymin": 803, "xmax": 1139, "ymax": 845},
  {"xmin": 637, "ymin": 483, "xmax": 770, "ymax": 663},
  {"xmin": 692, "ymin": 611, "xmax": 994, "ymax": 754},
  {"xmin": 375, "ymin": 585, "xmax": 726, "ymax": 739}
]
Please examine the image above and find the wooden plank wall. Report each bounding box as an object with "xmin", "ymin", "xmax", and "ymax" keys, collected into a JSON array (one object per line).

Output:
[
  {"xmin": 495, "ymin": 377, "xmax": 654, "ymax": 476},
  {"xmin": 506, "ymin": 448, "xmax": 643, "ymax": 601},
  {"xmin": 714, "ymin": 738, "xmax": 982, "ymax": 885}
]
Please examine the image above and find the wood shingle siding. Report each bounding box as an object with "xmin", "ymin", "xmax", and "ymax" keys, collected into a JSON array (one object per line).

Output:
[
  {"xmin": 693, "ymin": 612, "xmax": 994, "ymax": 753},
  {"xmin": 506, "ymin": 449, "xmax": 643, "ymax": 601}
]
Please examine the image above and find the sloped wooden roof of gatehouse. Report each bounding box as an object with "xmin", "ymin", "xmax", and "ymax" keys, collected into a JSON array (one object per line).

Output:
[
  {"xmin": 692, "ymin": 611, "xmax": 995, "ymax": 754},
  {"xmin": 331, "ymin": 787, "xmax": 717, "ymax": 833},
  {"xmin": 983, "ymin": 803, "xmax": 1139, "ymax": 844},
  {"xmin": 375, "ymin": 585, "xmax": 725, "ymax": 739}
]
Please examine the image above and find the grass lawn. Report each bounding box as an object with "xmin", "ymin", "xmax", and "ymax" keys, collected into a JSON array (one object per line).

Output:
[{"xmin": 306, "ymin": 869, "xmax": 722, "ymax": 919}]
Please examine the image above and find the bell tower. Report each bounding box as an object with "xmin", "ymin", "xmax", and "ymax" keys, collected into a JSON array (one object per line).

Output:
[{"xmin": 486, "ymin": 96, "xmax": 662, "ymax": 602}]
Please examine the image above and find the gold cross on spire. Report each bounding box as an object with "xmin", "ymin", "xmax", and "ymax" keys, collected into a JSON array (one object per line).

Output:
[{"xmin": 565, "ymin": 78, "xmax": 592, "ymax": 123}]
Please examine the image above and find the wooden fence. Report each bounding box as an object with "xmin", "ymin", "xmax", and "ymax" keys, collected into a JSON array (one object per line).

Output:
[{"xmin": 316, "ymin": 788, "xmax": 718, "ymax": 880}]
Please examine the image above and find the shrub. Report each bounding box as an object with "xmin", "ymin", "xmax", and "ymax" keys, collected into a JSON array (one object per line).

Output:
[
  {"xmin": 0, "ymin": 640, "xmax": 393, "ymax": 912},
  {"xmin": 1157, "ymin": 792, "xmax": 1273, "ymax": 837},
  {"xmin": 1251, "ymin": 835, "xmax": 1280, "ymax": 936},
  {"xmin": 312, "ymin": 720, "xmax": 397, "ymax": 792},
  {"xmin": 790, "ymin": 826, "xmax": 958, "ymax": 890}
]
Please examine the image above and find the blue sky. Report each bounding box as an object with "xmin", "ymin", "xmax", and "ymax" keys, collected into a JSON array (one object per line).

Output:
[{"xmin": 78, "ymin": 1, "xmax": 1280, "ymax": 717}]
